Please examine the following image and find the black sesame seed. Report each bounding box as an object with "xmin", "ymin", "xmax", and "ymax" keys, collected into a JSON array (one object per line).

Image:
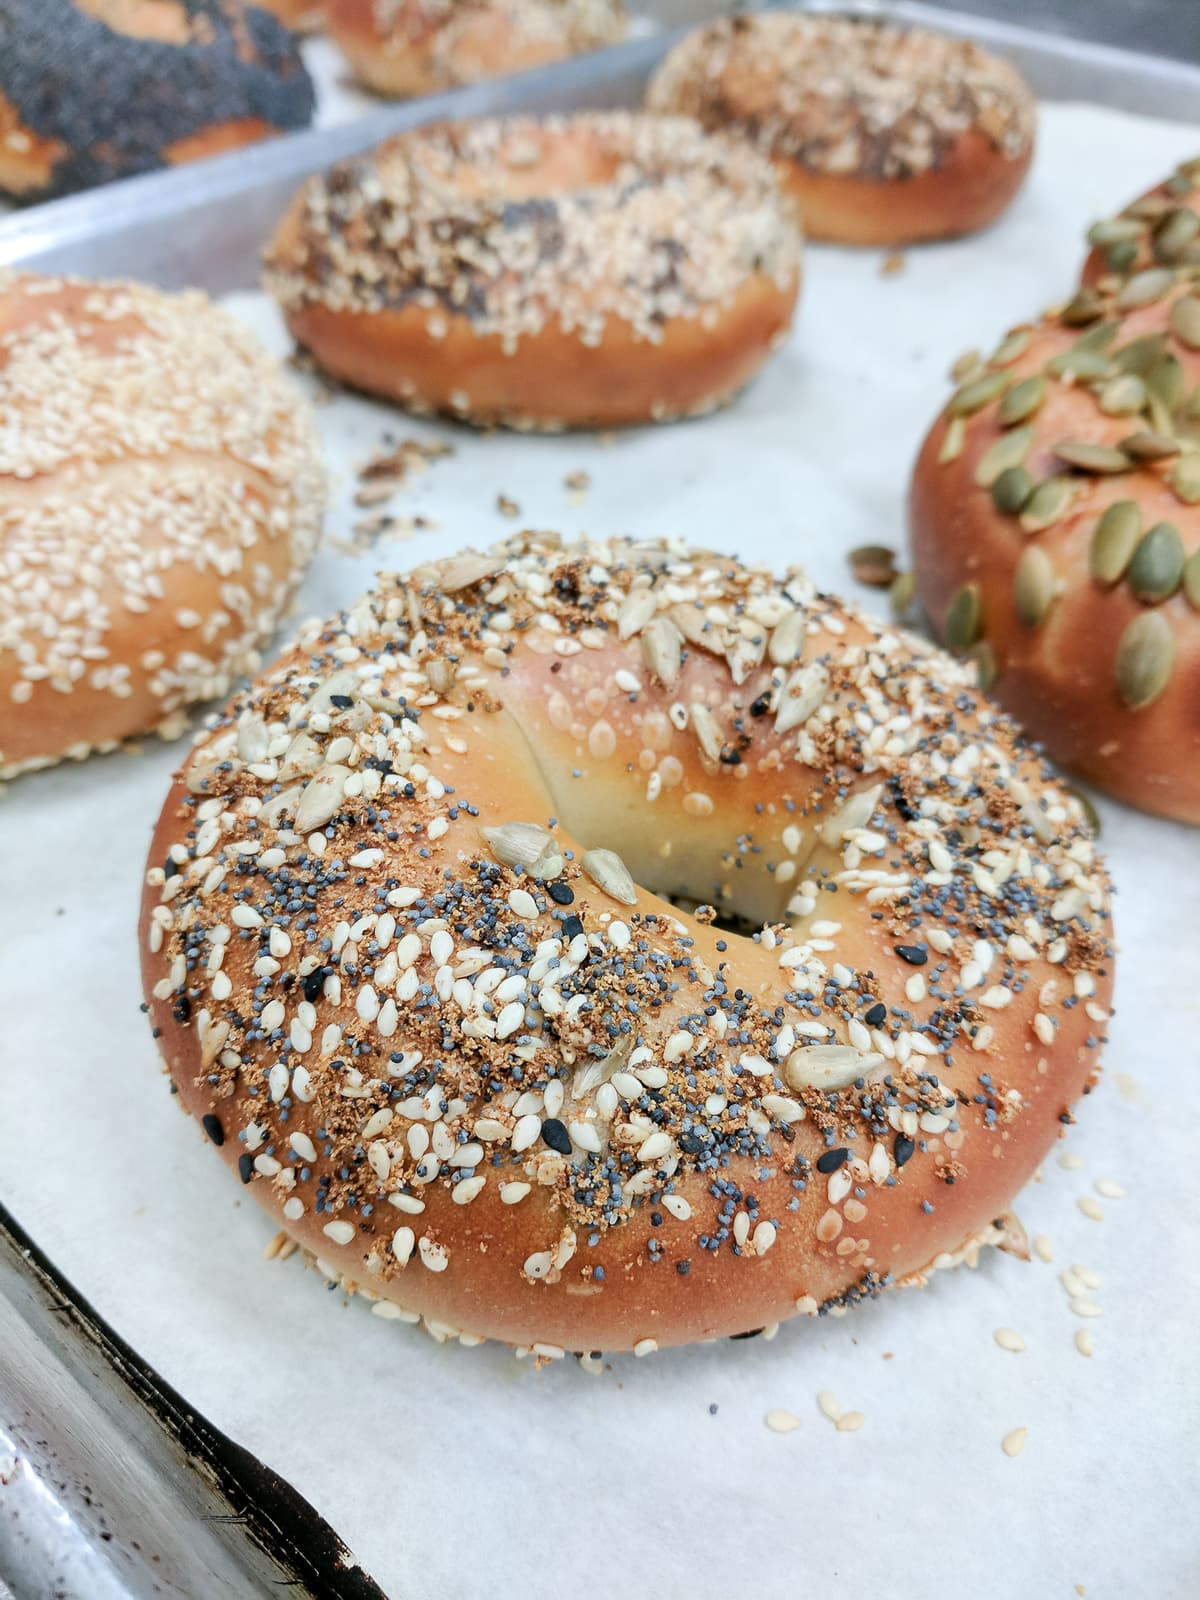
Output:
[
  {"xmin": 303, "ymin": 968, "xmax": 326, "ymax": 1003},
  {"xmin": 329, "ymin": 694, "xmax": 353, "ymax": 709},
  {"xmin": 548, "ymin": 881, "xmax": 574, "ymax": 905},
  {"xmin": 894, "ymin": 1135, "xmax": 915, "ymax": 1168},
  {"xmin": 864, "ymin": 1001, "xmax": 887, "ymax": 1026},
  {"xmin": 816, "ymin": 1147, "xmax": 849, "ymax": 1174},
  {"xmin": 201, "ymin": 1114, "xmax": 225, "ymax": 1147},
  {"xmin": 895, "ymin": 944, "xmax": 928, "ymax": 966},
  {"xmin": 541, "ymin": 1118, "xmax": 572, "ymax": 1155},
  {"xmin": 749, "ymin": 695, "xmax": 770, "ymax": 717},
  {"xmin": 238, "ymin": 1153, "xmax": 254, "ymax": 1184}
]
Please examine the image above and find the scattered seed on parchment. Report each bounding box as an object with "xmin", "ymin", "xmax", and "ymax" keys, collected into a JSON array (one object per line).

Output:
[
  {"xmin": 836, "ymin": 1411, "xmax": 865, "ymax": 1433},
  {"xmin": 1002, "ymin": 1427, "xmax": 1028, "ymax": 1458},
  {"xmin": 1078, "ymin": 1196, "xmax": 1105, "ymax": 1221},
  {"xmin": 264, "ymin": 1230, "xmax": 297, "ymax": 1262},
  {"xmin": 1114, "ymin": 1073, "xmax": 1144, "ymax": 1106},
  {"xmin": 994, "ymin": 1327, "xmax": 1026, "ymax": 1353},
  {"xmin": 1033, "ymin": 1234, "xmax": 1054, "ymax": 1263},
  {"xmin": 1075, "ymin": 1329, "xmax": 1095, "ymax": 1358},
  {"xmin": 1095, "ymin": 1178, "xmax": 1125, "ymax": 1199},
  {"xmin": 817, "ymin": 1390, "xmax": 842, "ymax": 1423},
  {"xmin": 1070, "ymin": 1297, "xmax": 1103, "ymax": 1319},
  {"xmin": 1058, "ymin": 1151, "xmax": 1083, "ymax": 1171},
  {"xmin": 497, "ymin": 494, "xmax": 520, "ymax": 518},
  {"xmin": 564, "ymin": 470, "xmax": 591, "ymax": 494},
  {"xmin": 881, "ymin": 251, "xmax": 907, "ymax": 276},
  {"xmin": 765, "ymin": 1409, "xmax": 802, "ymax": 1434}
]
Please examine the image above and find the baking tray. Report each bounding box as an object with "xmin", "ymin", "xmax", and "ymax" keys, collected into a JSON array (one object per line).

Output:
[{"xmin": 1, "ymin": 7, "xmax": 1199, "ymax": 1600}]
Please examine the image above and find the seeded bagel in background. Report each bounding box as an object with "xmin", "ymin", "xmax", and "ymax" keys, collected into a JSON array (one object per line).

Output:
[
  {"xmin": 645, "ymin": 11, "xmax": 1037, "ymax": 247},
  {"xmin": 140, "ymin": 531, "xmax": 1113, "ymax": 1355},
  {"xmin": 909, "ymin": 266, "xmax": 1200, "ymax": 825},
  {"xmin": 0, "ymin": 270, "xmax": 326, "ymax": 779},
  {"xmin": 1082, "ymin": 155, "xmax": 1200, "ymax": 287},
  {"xmin": 0, "ymin": 0, "xmax": 315, "ymax": 202}
]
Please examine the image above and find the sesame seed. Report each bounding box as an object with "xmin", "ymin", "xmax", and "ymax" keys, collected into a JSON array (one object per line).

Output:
[{"xmin": 1002, "ymin": 1427, "xmax": 1028, "ymax": 1458}]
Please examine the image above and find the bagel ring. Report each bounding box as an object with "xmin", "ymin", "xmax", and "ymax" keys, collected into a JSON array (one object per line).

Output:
[
  {"xmin": 645, "ymin": 11, "xmax": 1037, "ymax": 247},
  {"xmin": 263, "ymin": 112, "xmax": 803, "ymax": 431},
  {"xmin": 140, "ymin": 532, "xmax": 1113, "ymax": 1356}
]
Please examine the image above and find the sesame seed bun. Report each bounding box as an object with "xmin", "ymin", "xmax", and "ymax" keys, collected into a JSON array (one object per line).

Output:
[
  {"xmin": 140, "ymin": 532, "xmax": 1113, "ymax": 1356},
  {"xmin": 0, "ymin": 0, "xmax": 315, "ymax": 202},
  {"xmin": 324, "ymin": 0, "xmax": 625, "ymax": 99},
  {"xmin": 908, "ymin": 271, "xmax": 1200, "ymax": 825},
  {"xmin": 0, "ymin": 271, "xmax": 326, "ymax": 779},
  {"xmin": 646, "ymin": 12, "xmax": 1036, "ymax": 247},
  {"xmin": 263, "ymin": 112, "xmax": 803, "ymax": 430}
]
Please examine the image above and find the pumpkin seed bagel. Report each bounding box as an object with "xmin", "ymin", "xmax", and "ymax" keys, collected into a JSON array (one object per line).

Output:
[
  {"xmin": 140, "ymin": 532, "xmax": 1113, "ymax": 1356},
  {"xmin": 909, "ymin": 267, "xmax": 1200, "ymax": 824},
  {"xmin": 645, "ymin": 11, "xmax": 1036, "ymax": 247},
  {"xmin": 1082, "ymin": 156, "xmax": 1200, "ymax": 287},
  {"xmin": 263, "ymin": 111, "xmax": 802, "ymax": 431}
]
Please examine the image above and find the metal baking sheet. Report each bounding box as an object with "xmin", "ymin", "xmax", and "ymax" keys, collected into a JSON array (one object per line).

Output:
[{"xmin": 2, "ymin": 8, "xmax": 1199, "ymax": 1599}]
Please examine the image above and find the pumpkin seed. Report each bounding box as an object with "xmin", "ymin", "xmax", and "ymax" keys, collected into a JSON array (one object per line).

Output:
[
  {"xmin": 1086, "ymin": 217, "xmax": 1144, "ymax": 247},
  {"xmin": 1067, "ymin": 787, "xmax": 1102, "ymax": 836},
  {"xmin": 1183, "ymin": 549, "xmax": 1200, "ymax": 610},
  {"xmin": 991, "ymin": 327, "xmax": 1033, "ymax": 366},
  {"xmin": 1020, "ymin": 476, "xmax": 1076, "ymax": 533},
  {"xmin": 889, "ymin": 570, "xmax": 915, "ymax": 618},
  {"xmin": 1089, "ymin": 501, "xmax": 1142, "ymax": 585},
  {"xmin": 943, "ymin": 584, "xmax": 982, "ymax": 651},
  {"xmin": 1128, "ymin": 195, "xmax": 1172, "ymax": 221},
  {"xmin": 1113, "ymin": 333, "xmax": 1167, "ymax": 374},
  {"xmin": 1075, "ymin": 320, "xmax": 1121, "ymax": 352},
  {"xmin": 939, "ymin": 416, "xmax": 966, "ymax": 463},
  {"xmin": 1169, "ymin": 293, "xmax": 1200, "ymax": 349},
  {"xmin": 848, "ymin": 544, "xmax": 898, "ymax": 587},
  {"xmin": 1117, "ymin": 268, "xmax": 1174, "ymax": 310},
  {"xmin": 1115, "ymin": 612, "xmax": 1175, "ymax": 708},
  {"xmin": 1154, "ymin": 208, "xmax": 1200, "ymax": 261},
  {"xmin": 1188, "ymin": 384, "xmax": 1200, "ymax": 421},
  {"xmin": 1060, "ymin": 290, "xmax": 1103, "ymax": 326},
  {"xmin": 965, "ymin": 639, "xmax": 998, "ymax": 692},
  {"xmin": 950, "ymin": 348, "xmax": 983, "ymax": 382},
  {"xmin": 1120, "ymin": 430, "xmax": 1180, "ymax": 461},
  {"xmin": 1170, "ymin": 452, "xmax": 1200, "ymax": 503},
  {"xmin": 1054, "ymin": 440, "xmax": 1131, "ymax": 474},
  {"xmin": 581, "ymin": 848, "xmax": 638, "ymax": 906},
  {"xmin": 1105, "ymin": 239, "xmax": 1140, "ymax": 274},
  {"xmin": 975, "ymin": 425, "xmax": 1034, "ymax": 487},
  {"xmin": 991, "ymin": 465, "xmax": 1035, "ymax": 514},
  {"xmin": 1098, "ymin": 374, "xmax": 1147, "ymax": 415},
  {"xmin": 1046, "ymin": 347, "xmax": 1113, "ymax": 382},
  {"xmin": 998, "ymin": 374, "xmax": 1046, "ymax": 425},
  {"xmin": 948, "ymin": 371, "xmax": 1008, "ymax": 417},
  {"xmin": 1128, "ymin": 522, "xmax": 1185, "ymax": 602},
  {"xmin": 1146, "ymin": 353, "xmax": 1185, "ymax": 411},
  {"xmin": 1014, "ymin": 546, "xmax": 1056, "ymax": 626}
]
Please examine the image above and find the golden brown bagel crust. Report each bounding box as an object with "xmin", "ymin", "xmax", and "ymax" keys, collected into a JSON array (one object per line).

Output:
[
  {"xmin": 1081, "ymin": 156, "xmax": 1200, "ymax": 287},
  {"xmin": 255, "ymin": 0, "xmax": 326, "ymax": 32},
  {"xmin": 325, "ymin": 0, "xmax": 624, "ymax": 99},
  {"xmin": 0, "ymin": 271, "xmax": 325, "ymax": 779},
  {"xmin": 0, "ymin": 0, "xmax": 315, "ymax": 202},
  {"xmin": 140, "ymin": 532, "xmax": 1113, "ymax": 1355},
  {"xmin": 264, "ymin": 113, "xmax": 802, "ymax": 430},
  {"xmin": 645, "ymin": 11, "xmax": 1036, "ymax": 247},
  {"xmin": 909, "ymin": 270, "xmax": 1200, "ymax": 824}
]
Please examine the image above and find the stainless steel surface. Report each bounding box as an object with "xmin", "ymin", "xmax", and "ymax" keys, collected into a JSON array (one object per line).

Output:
[
  {"xmin": 1, "ymin": 2, "xmax": 1199, "ymax": 289},
  {"xmin": 0, "ymin": 7, "xmax": 1196, "ymax": 1596}
]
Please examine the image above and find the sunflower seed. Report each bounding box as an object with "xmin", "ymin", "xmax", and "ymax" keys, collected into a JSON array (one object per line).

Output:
[
  {"xmin": 1115, "ymin": 612, "xmax": 1175, "ymax": 707},
  {"xmin": 439, "ymin": 552, "xmax": 504, "ymax": 592},
  {"xmin": 1171, "ymin": 453, "xmax": 1200, "ymax": 503},
  {"xmin": 998, "ymin": 375, "xmax": 1046, "ymax": 425},
  {"xmin": 991, "ymin": 327, "xmax": 1033, "ymax": 366},
  {"xmin": 581, "ymin": 848, "xmax": 637, "ymax": 906},
  {"xmin": 785, "ymin": 1045, "xmax": 883, "ymax": 1094},
  {"xmin": 1098, "ymin": 375, "xmax": 1147, "ymax": 415},
  {"xmin": 294, "ymin": 764, "xmax": 352, "ymax": 832},
  {"xmin": 848, "ymin": 544, "xmax": 897, "ymax": 587},
  {"xmin": 1117, "ymin": 268, "xmax": 1174, "ymax": 310},
  {"xmin": 1155, "ymin": 209, "xmax": 1200, "ymax": 261},
  {"xmin": 1120, "ymin": 430, "xmax": 1180, "ymax": 461},
  {"xmin": 943, "ymin": 584, "xmax": 982, "ymax": 651},
  {"xmin": 278, "ymin": 731, "xmax": 323, "ymax": 783},
  {"xmin": 1183, "ymin": 549, "xmax": 1200, "ymax": 610},
  {"xmin": 1089, "ymin": 501, "xmax": 1142, "ymax": 585},
  {"xmin": 670, "ymin": 604, "xmax": 719, "ymax": 652},
  {"xmin": 481, "ymin": 822, "xmax": 561, "ymax": 878},
  {"xmin": 641, "ymin": 616, "xmax": 683, "ymax": 688},
  {"xmin": 948, "ymin": 371, "xmax": 1008, "ymax": 416},
  {"xmin": 259, "ymin": 784, "xmax": 304, "ymax": 827},
  {"xmin": 975, "ymin": 426, "xmax": 1034, "ymax": 487},
  {"xmin": 966, "ymin": 638, "xmax": 998, "ymax": 692},
  {"xmin": 690, "ymin": 702, "xmax": 724, "ymax": 762},
  {"xmin": 992, "ymin": 466, "xmax": 1035, "ymax": 514},
  {"xmin": 1014, "ymin": 546, "xmax": 1056, "ymax": 626},
  {"xmin": 776, "ymin": 663, "xmax": 830, "ymax": 734},
  {"xmin": 1020, "ymin": 476, "xmax": 1075, "ymax": 533},
  {"xmin": 236, "ymin": 711, "xmax": 269, "ymax": 764},
  {"xmin": 938, "ymin": 416, "xmax": 966, "ymax": 463},
  {"xmin": 1113, "ymin": 333, "xmax": 1167, "ymax": 374},
  {"xmin": 1128, "ymin": 522, "xmax": 1185, "ymax": 602},
  {"xmin": 617, "ymin": 586, "xmax": 658, "ymax": 640},
  {"xmin": 1054, "ymin": 440, "xmax": 1131, "ymax": 474},
  {"xmin": 768, "ymin": 608, "xmax": 808, "ymax": 665},
  {"xmin": 1086, "ymin": 218, "xmax": 1144, "ymax": 247}
]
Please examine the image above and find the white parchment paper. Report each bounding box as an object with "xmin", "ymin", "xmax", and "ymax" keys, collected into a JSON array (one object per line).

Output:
[{"xmin": 2, "ymin": 103, "xmax": 1199, "ymax": 1600}]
